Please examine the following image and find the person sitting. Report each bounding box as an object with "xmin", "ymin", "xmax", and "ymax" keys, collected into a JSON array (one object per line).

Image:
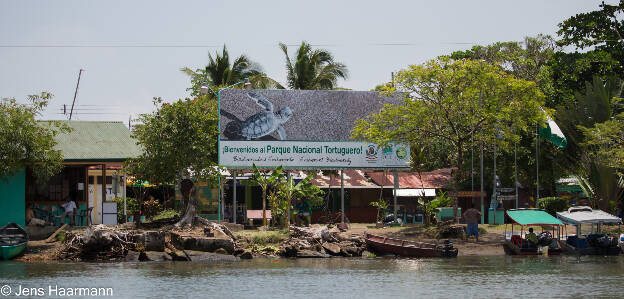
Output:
[
  {"xmin": 61, "ymin": 199, "xmax": 77, "ymax": 226},
  {"xmin": 26, "ymin": 204, "xmax": 46, "ymax": 226},
  {"xmin": 525, "ymin": 227, "xmax": 538, "ymax": 247}
]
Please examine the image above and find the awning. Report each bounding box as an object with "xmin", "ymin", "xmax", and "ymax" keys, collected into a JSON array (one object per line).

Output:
[
  {"xmin": 507, "ymin": 209, "xmax": 564, "ymax": 226},
  {"xmin": 393, "ymin": 189, "xmax": 436, "ymax": 197},
  {"xmin": 556, "ymin": 206, "xmax": 622, "ymax": 224}
]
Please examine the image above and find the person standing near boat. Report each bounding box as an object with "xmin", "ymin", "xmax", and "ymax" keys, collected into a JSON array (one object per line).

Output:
[{"xmin": 463, "ymin": 204, "xmax": 481, "ymax": 242}]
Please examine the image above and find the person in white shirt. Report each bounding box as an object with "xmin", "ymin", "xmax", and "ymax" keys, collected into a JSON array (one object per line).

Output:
[{"xmin": 61, "ymin": 200, "xmax": 77, "ymax": 226}]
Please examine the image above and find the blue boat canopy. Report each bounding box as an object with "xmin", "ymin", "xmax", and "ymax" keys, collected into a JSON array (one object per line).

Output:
[{"xmin": 506, "ymin": 209, "xmax": 564, "ymax": 226}]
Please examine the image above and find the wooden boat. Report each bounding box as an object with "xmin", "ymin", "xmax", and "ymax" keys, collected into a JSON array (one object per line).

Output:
[
  {"xmin": 0, "ymin": 223, "xmax": 28, "ymax": 261},
  {"xmin": 365, "ymin": 233, "xmax": 458, "ymax": 257},
  {"xmin": 556, "ymin": 206, "xmax": 622, "ymax": 256},
  {"xmin": 504, "ymin": 209, "xmax": 563, "ymax": 256}
]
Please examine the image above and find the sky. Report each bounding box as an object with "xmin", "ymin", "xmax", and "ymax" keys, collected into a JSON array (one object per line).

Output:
[{"xmin": 0, "ymin": 0, "xmax": 609, "ymax": 124}]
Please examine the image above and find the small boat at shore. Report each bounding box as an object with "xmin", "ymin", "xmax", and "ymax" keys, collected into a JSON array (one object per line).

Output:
[
  {"xmin": 0, "ymin": 223, "xmax": 28, "ymax": 260},
  {"xmin": 504, "ymin": 209, "xmax": 563, "ymax": 256},
  {"xmin": 365, "ymin": 233, "xmax": 458, "ymax": 257},
  {"xmin": 556, "ymin": 206, "xmax": 622, "ymax": 255}
]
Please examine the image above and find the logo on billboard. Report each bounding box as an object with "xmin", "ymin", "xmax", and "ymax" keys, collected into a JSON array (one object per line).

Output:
[
  {"xmin": 396, "ymin": 146, "xmax": 408, "ymax": 159},
  {"xmin": 366, "ymin": 144, "xmax": 378, "ymax": 161}
]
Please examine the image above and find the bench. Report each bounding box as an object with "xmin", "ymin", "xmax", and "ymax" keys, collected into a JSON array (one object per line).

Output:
[{"xmin": 246, "ymin": 210, "xmax": 272, "ymax": 226}]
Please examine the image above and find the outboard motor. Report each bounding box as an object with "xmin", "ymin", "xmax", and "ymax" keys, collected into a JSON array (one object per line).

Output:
[
  {"xmin": 537, "ymin": 231, "xmax": 553, "ymax": 246},
  {"xmin": 442, "ymin": 239, "xmax": 456, "ymax": 257},
  {"xmin": 597, "ymin": 235, "xmax": 611, "ymax": 248},
  {"xmin": 382, "ymin": 214, "xmax": 403, "ymax": 225},
  {"xmin": 382, "ymin": 214, "xmax": 395, "ymax": 224}
]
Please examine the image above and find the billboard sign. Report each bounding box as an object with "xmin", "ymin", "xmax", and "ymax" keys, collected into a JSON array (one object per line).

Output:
[{"xmin": 219, "ymin": 89, "xmax": 410, "ymax": 168}]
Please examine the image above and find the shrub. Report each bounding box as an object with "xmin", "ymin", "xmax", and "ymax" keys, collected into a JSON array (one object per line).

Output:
[
  {"xmin": 153, "ymin": 209, "xmax": 179, "ymax": 221},
  {"xmin": 537, "ymin": 197, "xmax": 569, "ymax": 216},
  {"xmin": 116, "ymin": 197, "xmax": 140, "ymax": 223}
]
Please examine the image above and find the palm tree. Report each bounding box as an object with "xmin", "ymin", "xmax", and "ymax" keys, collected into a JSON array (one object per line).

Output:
[
  {"xmin": 279, "ymin": 41, "xmax": 348, "ymax": 90},
  {"xmin": 181, "ymin": 45, "xmax": 282, "ymax": 96}
]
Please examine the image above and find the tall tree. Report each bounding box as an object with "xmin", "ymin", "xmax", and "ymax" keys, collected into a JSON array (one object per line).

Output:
[
  {"xmin": 353, "ymin": 57, "xmax": 545, "ymax": 222},
  {"xmin": 127, "ymin": 96, "xmax": 221, "ymax": 227},
  {"xmin": 553, "ymin": 0, "xmax": 624, "ymax": 99},
  {"xmin": 279, "ymin": 41, "xmax": 348, "ymax": 90},
  {"xmin": 0, "ymin": 93, "xmax": 69, "ymax": 182},
  {"xmin": 181, "ymin": 45, "xmax": 282, "ymax": 97}
]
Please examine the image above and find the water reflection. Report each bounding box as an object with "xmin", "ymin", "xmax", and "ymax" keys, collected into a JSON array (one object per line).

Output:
[{"xmin": 1, "ymin": 256, "xmax": 623, "ymax": 298}]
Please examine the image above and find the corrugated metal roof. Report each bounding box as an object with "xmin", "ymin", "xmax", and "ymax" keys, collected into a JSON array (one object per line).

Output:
[
  {"xmin": 365, "ymin": 168, "xmax": 453, "ymax": 189},
  {"xmin": 310, "ymin": 170, "xmax": 379, "ymax": 188},
  {"xmin": 44, "ymin": 121, "xmax": 142, "ymax": 162}
]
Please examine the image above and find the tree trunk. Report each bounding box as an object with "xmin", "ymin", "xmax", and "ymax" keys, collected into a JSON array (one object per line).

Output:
[
  {"xmin": 262, "ymin": 187, "xmax": 267, "ymax": 227},
  {"xmin": 175, "ymin": 184, "xmax": 197, "ymax": 228}
]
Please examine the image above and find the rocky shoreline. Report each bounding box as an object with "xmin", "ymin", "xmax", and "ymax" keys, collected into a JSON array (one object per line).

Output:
[
  {"xmin": 16, "ymin": 221, "xmax": 509, "ymax": 262},
  {"xmin": 19, "ymin": 219, "xmax": 370, "ymax": 262}
]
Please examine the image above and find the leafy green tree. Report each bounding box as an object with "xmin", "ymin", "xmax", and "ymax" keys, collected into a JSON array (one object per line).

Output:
[
  {"xmin": 536, "ymin": 197, "xmax": 569, "ymax": 216},
  {"xmin": 250, "ymin": 164, "xmax": 283, "ymax": 227},
  {"xmin": 181, "ymin": 45, "xmax": 282, "ymax": 97},
  {"xmin": 553, "ymin": 1, "xmax": 624, "ymax": 99},
  {"xmin": 581, "ymin": 112, "xmax": 624, "ymax": 172},
  {"xmin": 449, "ymin": 35, "xmax": 556, "ymax": 97},
  {"xmin": 127, "ymin": 96, "xmax": 221, "ymax": 227},
  {"xmin": 0, "ymin": 92, "xmax": 69, "ymax": 182},
  {"xmin": 353, "ymin": 57, "xmax": 545, "ymax": 222},
  {"xmin": 279, "ymin": 41, "xmax": 348, "ymax": 90}
]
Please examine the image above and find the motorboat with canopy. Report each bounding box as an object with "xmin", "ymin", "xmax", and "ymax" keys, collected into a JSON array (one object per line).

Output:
[
  {"xmin": 556, "ymin": 206, "xmax": 621, "ymax": 255},
  {"xmin": 504, "ymin": 209, "xmax": 563, "ymax": 255}
]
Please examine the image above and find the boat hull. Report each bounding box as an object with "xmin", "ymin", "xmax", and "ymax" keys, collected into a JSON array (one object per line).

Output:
[
  {"xmin": 504, "ymin": 240, "xmax": 561, "ymax": 256},
  {"xmin": 0, "ymin": 243, "xmax": 26, "ymax": 260},
  {"xmin": 559, "ymin": 240, "xmax": 621, "ymax": 256},
  {"xmin": 0, "ymin": 223, "xmax": 29, "ymax": 261},
  {"xmin": 365, "ymin": 233, "xmax": 458, "ymax": 258}
]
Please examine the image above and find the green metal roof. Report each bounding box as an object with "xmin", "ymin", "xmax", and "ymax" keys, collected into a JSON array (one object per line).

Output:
[
  {"xmin": 506, "ymin": 209, "xmax": 564, "ymax": 226},
  {"xmin": 44, "ymin": 121, "xmax": 142, "ymax": 162}
]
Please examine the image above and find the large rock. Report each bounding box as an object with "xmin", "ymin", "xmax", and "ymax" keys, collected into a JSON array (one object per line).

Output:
[
  {"xmin": 322, "ymin": 242, "xmax": 341, "ymax": 256},
  {"xmin": 239, "ymin": 250, "xmax": 253, "ymax": 260},
  {"xmin": 144, "ymin": 231, "xmax": 165, "ymax": 251},
  {"xmin": 185, "ymin": 250, "xmax": 238, "ymax": 262},
  {"xmin": 125, "ymin": 250, "xmax": 141, "ymax": 262},
  {"xmin": 165, "ymin": 246, "xmax": 190, "ymax": 261},
  {"xmin": 168, "ymin": 232, "xmax": 235, "ymax": 254},
  {"xmin": 143, "ymin": 251, "xmax": 171, "ymax": 261},
  {"xmin": 296, "ymin": 250, "xmax": 331, "ymax": 258}
]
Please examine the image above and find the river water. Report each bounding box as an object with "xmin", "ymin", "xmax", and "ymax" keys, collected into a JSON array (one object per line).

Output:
[{"xmin": 1, "ymin": 256, "xmax": 623, "ymax": 298}]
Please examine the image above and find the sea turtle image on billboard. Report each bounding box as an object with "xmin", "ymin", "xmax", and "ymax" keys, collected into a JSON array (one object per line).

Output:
[
  {"xmin": 240, "ymin": 92, "xmax": 293, "ymax": 140},
  {"xmin": 220, "ymin": 90, "xmax": 401, "ymax": 141}
]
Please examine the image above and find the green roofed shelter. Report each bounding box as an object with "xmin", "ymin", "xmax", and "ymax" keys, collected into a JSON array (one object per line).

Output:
[
  {"xmin": 0, "ymin": 121, "xmax": 142, "ymax": 228},
  {"xmin": 506, "ymin": 209, "xmax": 564, "ymax": 226},
  {"xmin": 49, "ymin": 121, "xmax": 142, "ymax": 162}
]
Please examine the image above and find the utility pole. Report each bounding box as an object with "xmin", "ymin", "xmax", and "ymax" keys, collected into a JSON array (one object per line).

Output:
[{"xmin": 69, "ymin": 69, "xmax": 84, "ymax": 120}]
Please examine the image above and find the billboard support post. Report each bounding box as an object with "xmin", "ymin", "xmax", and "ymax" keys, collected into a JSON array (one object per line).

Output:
[
  {"xmin": 393, "ymin": 170, "xmax": 399, "ymax": 223},
  {"xmin": 340, "ymin": 169, "xmax": 345, "ymax": 223},
  {"xmin": 232, "ymin": 171, "xmax": 237, "ymax": 224}
]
